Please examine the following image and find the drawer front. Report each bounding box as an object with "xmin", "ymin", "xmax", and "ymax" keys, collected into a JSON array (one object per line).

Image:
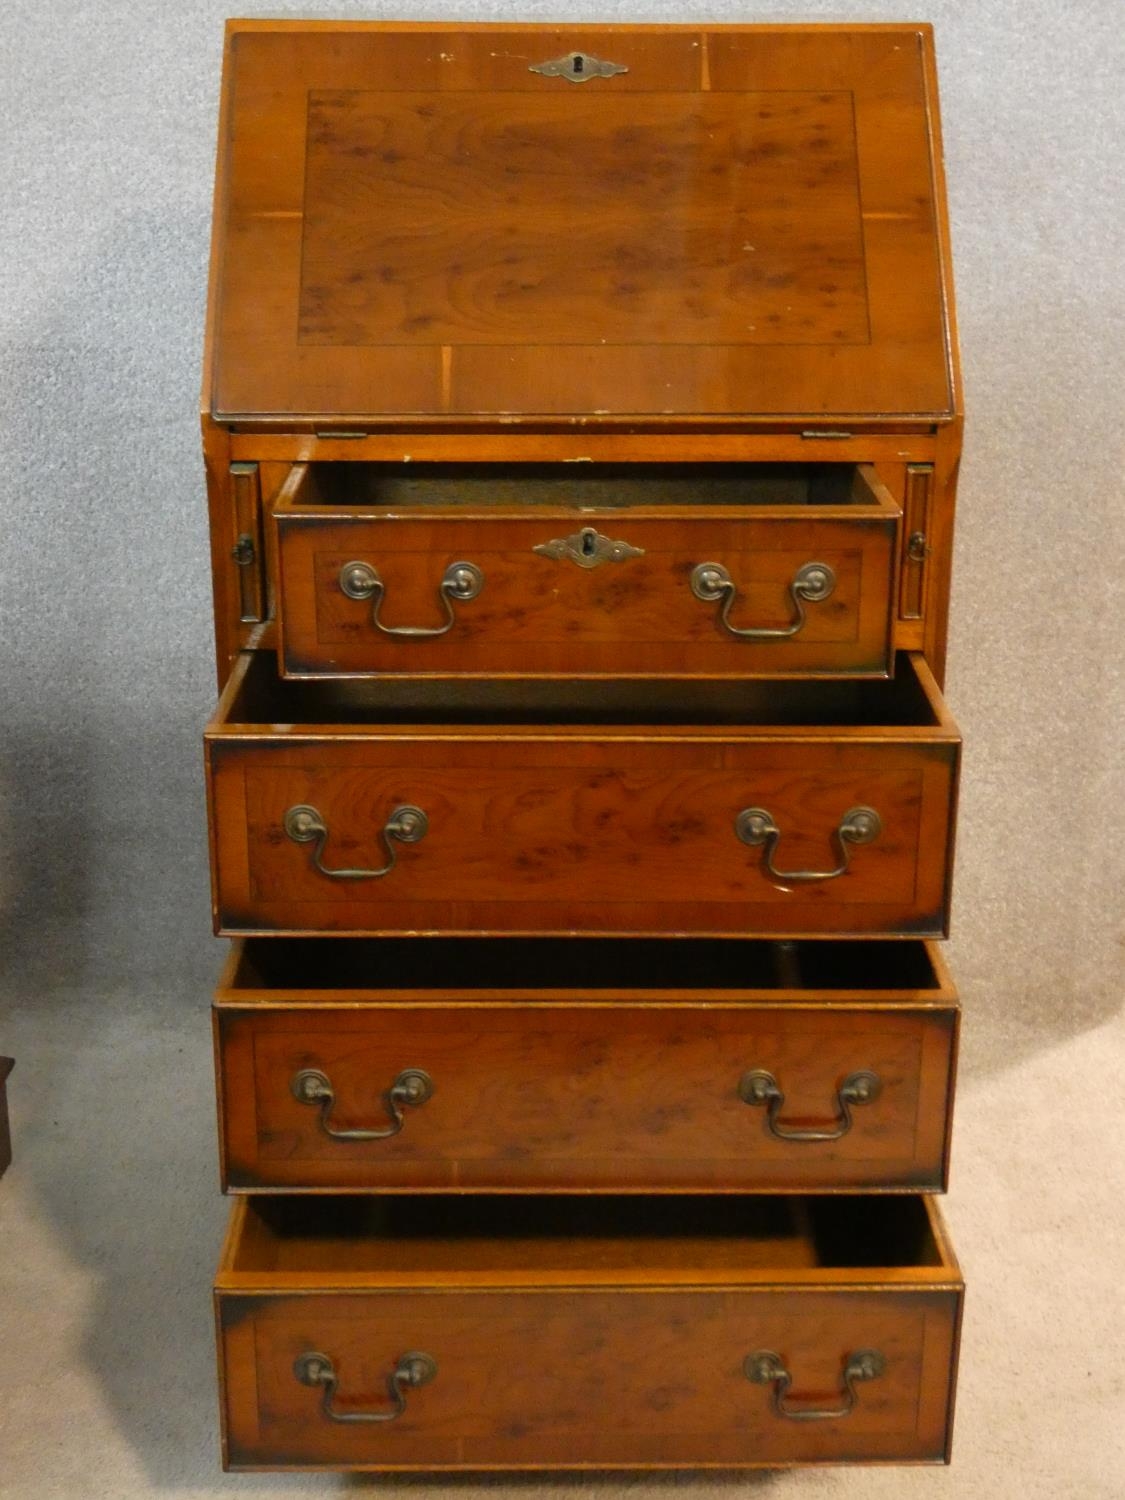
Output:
[
  {"xmin": 275, "ymin": 510, "xmax": 898, "ymax": 679},
  {"xmin": 217, "ymin": 1004, "xmax": 957, "ymax": 1192},
  {"xmin": 218, "ymin": 1286, "xmax": 959, "ymax": 1469},
  {"xmin": 208, "ymin": 738, "xmax": 956, "ymax": 937}
]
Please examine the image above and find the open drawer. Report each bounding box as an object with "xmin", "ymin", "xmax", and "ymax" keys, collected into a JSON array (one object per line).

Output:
[
  {"xmin": 215, "ymin": 937, "xmax": 958, "ymax": 1194},
  {"xmin": 205, "ymin": 651, "xmax": 960, "ymax": 939},
  {"xmin": 215, "ymin": 1193, "xmax": 962, "ymax": 1470},
  {"xmin": 270, "ymin": 461, "xmax": 901, "ymax": 679}
]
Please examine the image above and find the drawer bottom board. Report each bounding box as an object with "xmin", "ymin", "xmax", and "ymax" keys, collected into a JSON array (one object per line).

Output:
[{"xmin": 215, "ymin": 1194, "xmax": 962, "ymax": 1470}]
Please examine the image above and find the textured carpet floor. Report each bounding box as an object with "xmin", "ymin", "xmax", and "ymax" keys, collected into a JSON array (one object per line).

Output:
[
  {"xmin": 2, "ymin": 993, "xmax": 1124, "ymax": 1498},
  {"xmin": 1, "ymin": 1, "xmax": 1123, "ymax": 1496}
]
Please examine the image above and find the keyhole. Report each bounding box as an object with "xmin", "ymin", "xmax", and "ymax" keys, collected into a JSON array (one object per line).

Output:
[
  {"xmin": 581, "ymin": 528, "xmax": 597, "ymax": 557},
  {"xmin": 572, "ymin": 53, "xmax": 584, "ymax": 74}
]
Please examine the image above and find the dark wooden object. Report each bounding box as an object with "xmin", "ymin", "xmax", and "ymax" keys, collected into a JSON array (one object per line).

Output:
[{"xmin": 0, "ymin": 1057, "xmax": 12, "ymax": 1178}]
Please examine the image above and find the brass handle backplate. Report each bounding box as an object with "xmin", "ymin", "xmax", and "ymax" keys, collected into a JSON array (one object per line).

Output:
[
  {"xmin": 284, "ymin": 803, "xmax": 427, "ymax": 880},
  {"xmin": 745, "ymin": 1348, "xmax": 886, "ymax": 1421},
  {"xmin": 291, "ymin": 1067, "xmax": 434, "ymax": 1142},
  {"xmin": 735, "ymin": 805, "xmax": 881, "ymax": 884},
  {"xmin": 295, "ymin": 1350, "xmax": 437, "ymax": 1424},
  {"xmin": 691, "ymin": 561, "xmax": 836, "ymax": 640},
  {"xmin": 738, "ymin": 1069, "xmax": 882, "ymax": 1142},
  {"xmin": 339, "ymin": 559, "xmax": 483, "ymax": 638}
]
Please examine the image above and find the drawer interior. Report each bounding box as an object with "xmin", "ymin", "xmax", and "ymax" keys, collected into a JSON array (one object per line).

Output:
[
  {"xmin": 283, "ymin": 461, "xmax": 869, "ymax": 511},
  {"xmin": 217, "ymin": 649, "xmax": 944, "ymax": 728},
  {"xmin": 222, "ymin": 1194, "xmax": 950, "ymax": 1281},
  {"xmin": 228, "ymin": 937, "xmax": 943, "ymax": 994}
]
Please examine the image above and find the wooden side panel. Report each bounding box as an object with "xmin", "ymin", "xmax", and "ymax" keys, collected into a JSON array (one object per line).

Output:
[
  {"xmin": 899, "ymin": 465, "xmax": 933, "ymax": 622},
  {"xmin": 216, "ymin": 1004, "xmax": 957, "ymax": 1192},
  {"xmin": 922, "ymin": 421, "xmax": 963, "ymax": 685},
  {"xmin": 230, "ymin": 463, "xmax": 266, "ymax": 623},
  {"xmin": 217, "ymin": 1287, "xmax": 959, "ymax": 1469},
  {"xmin": 202, "ymin": 413, "xmax": 237, "ymax": 685}
]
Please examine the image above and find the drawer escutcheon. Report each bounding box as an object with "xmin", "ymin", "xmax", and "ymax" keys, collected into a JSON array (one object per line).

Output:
[
  {"xmin": 532, "ymin": 525, "xmax": 645, "ymax": 569},
  {"xmin": 529, "ymin": 50, "xmax": 628, "ymax": 82}
]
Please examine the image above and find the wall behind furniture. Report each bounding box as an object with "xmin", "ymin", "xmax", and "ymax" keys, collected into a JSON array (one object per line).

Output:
[
  {"xmin": 1, "ymin": 5, "xmax": 1122, "ymax": 1497},
  {"xmin": 1, "ymin": 0, "xmax": 1121, "ymax": 1072}
]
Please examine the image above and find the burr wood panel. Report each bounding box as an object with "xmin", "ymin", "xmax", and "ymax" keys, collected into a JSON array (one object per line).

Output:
[
  {"xmin": 215, "ymin": 1194, "xmax": 961, "ymax": 1470},
  {"xmin": 205, "ymin": 653, "xmax": 959, "ymax": 938},
  {"xmin": 215, "ymin": 961, "xmax": 958, "ymax": 1192},
  {"xmin": 202, "ymin": 20, "xmax": 968, "ymax": 1477},
  {"xmin": 272, "ymin": 461, "xmax": 900, "ymax": 679},
  {"xmin": 208, "ymin": 22, "xmax": 955, "ymax": 421}
]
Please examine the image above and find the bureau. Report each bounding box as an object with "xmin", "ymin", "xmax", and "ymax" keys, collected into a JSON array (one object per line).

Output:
[{"xmin": 201, "ymin": 20, "xmax": 964, "ymax": 1470}]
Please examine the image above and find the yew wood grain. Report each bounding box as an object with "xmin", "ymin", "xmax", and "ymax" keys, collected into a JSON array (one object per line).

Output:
[
  {"xmin": 272, "ymin": 463, "xmax": 899, "ymax": 680},
  {"xmin": 216, "ymin": 998, "xmax": 957, "ymax": 1193},
  {"xmin": 209, "ymin": 22, "xmax": 956, "ymax": 423},
  {"xmin": 299, "ymin": 89, "xmax": 867, "ymax": 349},
  {"xmin": 231, "ymin": 433, "xmax": 947, "ymax": 461},
  {"xmin": 216, "ymin": 1284, "xmax": 958, "ymax": 1469},
  {"xmin": 208, "ymin": 440, "xmax": 956, "ymax": 692},
  {"xmin": 207, "ymin": 731, "xmax": 957, "ymax": 939},
  {"xmin": 200, "ymin": 18, "xmax": 968, "ymax": 1481}
]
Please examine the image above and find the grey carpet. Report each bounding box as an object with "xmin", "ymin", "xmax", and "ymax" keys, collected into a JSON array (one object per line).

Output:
[{"xmin": 1, "ymin": 1, "xmax": 1123, "ymax": 1496}]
